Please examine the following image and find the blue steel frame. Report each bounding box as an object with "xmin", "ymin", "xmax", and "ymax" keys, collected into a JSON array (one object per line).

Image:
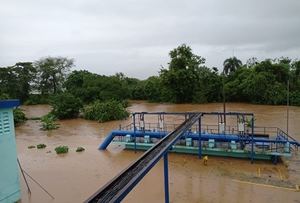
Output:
[
  {"xmin": 201, "ymin": 112, "xmax": 255, "ymax": 163},
  {"xmin": 164, "ymin": 153, "xmax": 169, "ymax": 203},
  {"xmin": 94, "ymin": 111, "xmax": 300, "ymax": 203},
  {"xmin": 101, "ymin": 111, "xmax": 300, "ymax": 164}
]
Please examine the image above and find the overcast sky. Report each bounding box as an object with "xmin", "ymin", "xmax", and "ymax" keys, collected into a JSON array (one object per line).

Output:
[{"xmin": 1, "ymin": 0, "xmax": 300, "ymax": 79}]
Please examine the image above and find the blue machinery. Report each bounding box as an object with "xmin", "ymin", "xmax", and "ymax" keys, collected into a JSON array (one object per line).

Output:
[{"xmin": 86, "ymin": 112, "xmax": 300, "ymax": 203}]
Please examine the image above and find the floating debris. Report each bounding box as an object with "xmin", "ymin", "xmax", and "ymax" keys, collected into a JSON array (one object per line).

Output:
[
  {"xmin": 37, "ymin": 144, "xmax": 47, "ymax": 149},
  {"xmin": 55, "ymin": 146, "xmax": 69, "ymax": 154},
  {"xmin": 76, "ymin": 147, "xmax": 85, "ymax": 152}
]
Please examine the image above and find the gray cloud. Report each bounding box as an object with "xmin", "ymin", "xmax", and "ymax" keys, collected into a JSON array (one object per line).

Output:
[{"xmin": 1, "ymin": 0, "xmax": 300, "ymax": 78}]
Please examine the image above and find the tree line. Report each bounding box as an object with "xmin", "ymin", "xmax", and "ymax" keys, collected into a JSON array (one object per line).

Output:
[{"xmin": 1, "ymin": 44, "xmax": 300, "ymax": 108}]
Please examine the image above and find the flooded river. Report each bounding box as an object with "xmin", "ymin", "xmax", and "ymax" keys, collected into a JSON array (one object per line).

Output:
[{"xmin": 16, "ymin": 102, "xmax": 300, "ymax": 203}]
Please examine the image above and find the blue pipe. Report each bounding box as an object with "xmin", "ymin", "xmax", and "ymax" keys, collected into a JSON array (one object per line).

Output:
[{"xmin": 99, "ymin": 130, "xmax": 300, "ymax": 150}]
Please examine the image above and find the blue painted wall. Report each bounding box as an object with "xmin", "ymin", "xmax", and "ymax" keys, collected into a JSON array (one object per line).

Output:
[{"xmin": 0, "ymin": 101, "xmax": 21, "ymax": 203}]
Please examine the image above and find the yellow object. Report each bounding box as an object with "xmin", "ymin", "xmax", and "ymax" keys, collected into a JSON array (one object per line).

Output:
[
  {"xmin": 203, "ymin": 156, "xmax": 208, "ymax": 166},
  {"xmin": 257, "ymin": 167, "xmax": 261, "ymax": 177}
]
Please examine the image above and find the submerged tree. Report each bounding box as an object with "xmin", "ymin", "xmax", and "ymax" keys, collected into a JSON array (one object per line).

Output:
[{"xmin": 50, "ymin": 93, "xmax": 82, "ymax": 119}]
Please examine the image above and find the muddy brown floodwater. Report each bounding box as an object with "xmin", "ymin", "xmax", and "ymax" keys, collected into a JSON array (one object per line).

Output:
[{"xmin": 16, "ymin": 102, "xmax": 300, "ymax": 203}]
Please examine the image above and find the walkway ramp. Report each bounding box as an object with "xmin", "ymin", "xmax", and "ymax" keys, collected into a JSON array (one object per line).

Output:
[{"xmin": 85, "ymin": 113, "xmax": 201, "ymax": 203}]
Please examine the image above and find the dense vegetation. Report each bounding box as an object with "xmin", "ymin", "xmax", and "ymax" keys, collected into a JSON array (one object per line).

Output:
[
  {"xmin": 13, "ymin": 108, "xmax": 27, "ymax": 125},
  {"xmin": 55, "ymin": 146, "xmax": 69, "ymax": 154},
  {"xmin": 1, "ymin": 44, "xmax": 300, "ymax": 121},
  {"xmin": 83, "ymin": 100, "xmax": 129, "ymax": 122},
  {"xmin": 40, "ymin": 114, "xmax": 59, "ymax": 130},
  {"xmin": 50, "ymin": 93, "xmax": 82, "ymax": 119}
]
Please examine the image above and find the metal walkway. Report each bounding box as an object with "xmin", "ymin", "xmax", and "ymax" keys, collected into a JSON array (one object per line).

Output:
[{"xmin": 85, "ymin": 113, "xmax": 201, "ymax": 203}]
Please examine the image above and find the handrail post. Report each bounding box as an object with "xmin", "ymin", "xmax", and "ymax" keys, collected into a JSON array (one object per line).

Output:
[
  {"xmin": 198, "ymin": 116, "xmax": 202, "ymax": 159},
  {"xmin": 251, "ymin": 117, "xmax": 254, "ymax": 164},
  {"xmin": 164, "ymin": 153, "xmax": 170, "ymax": 203},
  {"xmin": 133, "ymin": 113, "xmax": 136, "ymax": 153}
]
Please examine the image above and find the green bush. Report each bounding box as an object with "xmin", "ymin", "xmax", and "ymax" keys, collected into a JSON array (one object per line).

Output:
[
  {"xmin": 24, "ymin": 94, "xmax": 50, "ymax": 105},
  {"xmin": 13, "ymin": 108, "xmax": 27, "ymax": 125},
  {"xmin": 76, "ymin": 147, "xmax": 85, "ymax": 152},
  {"xmin": 37, "ymin": 144, "xmax": 47, "ymax": 149},
  {"xmin": 55, "ymin": 146, "xmax": 69, "ymax": 154},
  {"xmin": 121, "ymin": 99, "xmax": 129, "ymax": 108},
  {"xmin": 41, "ymin": 113, "xmax": 59, "ymax": 130},
  {"xmin": 28, "ymin": 145, "xmax": 36, "ymax": 149},
  {"xmin": 83, "ymin": 100, "xmax": 129, "ymax": 122},
  {"xmin": 290, "ymin": 91, "xmax": 300, "ymax": 106},
  {"xmin": 0, "ymin": 93, "xmax": 10, "ymax": 99},
  {"xmin": 50, "ymin": 93, "xmax": 82, "ymax": 119}
]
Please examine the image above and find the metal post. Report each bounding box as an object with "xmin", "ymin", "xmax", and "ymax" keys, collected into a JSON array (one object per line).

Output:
[
  {"xmin": 133, "ymin": 113, "xmax": 136, "ymax": 153},
  {"xmin": 198, "ymin": 117, "xmax": 202, "ymax": 159},
  {"xmin": 287, "ymin": 79, "xmax": 289, "ymax": 134},
  {"xmin": 17, "ymin": 158, "xmax": 31, "ymax": 194},
  {"xmin": 222, "ymin": 72, "xmax": 226, "ymax": 125},
  {"xmin": 251, "ymin": 117, "xmax": 254, "ymax": 163},
  {"xmin": 164, "ymin": 153, "xmax": 170, "ymax": 203},
  {"xmin": 218, "ymin": 115, "xmax": 220, "ymax": 134}
]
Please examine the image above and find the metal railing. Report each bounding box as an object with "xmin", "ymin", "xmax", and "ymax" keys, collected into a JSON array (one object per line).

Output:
[{"xmin": 120, "ymin": 122, "xmax": 280, "ymax": 137}]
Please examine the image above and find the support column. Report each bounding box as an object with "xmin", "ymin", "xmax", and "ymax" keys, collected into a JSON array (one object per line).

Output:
[
  {"xmin": 133, "ymin": 113, "xmax": 136, "ymax": 153},
  {"xmin": 164, "ymin": 153, "xmax": 170, "ymax": 203},
  {"xmin": 251, "ymin": 117, "xmax": 254, "ymax": 163},
  {"xmin": 198, "ymin": 117, "xmax": 202, "ymax": 159}
]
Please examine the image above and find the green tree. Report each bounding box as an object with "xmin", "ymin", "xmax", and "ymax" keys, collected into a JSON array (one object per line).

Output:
[
  {"xmin": 160, "ymin": 44, "xmax": 206, "ymax": 103},
  {"xmin": 0, "ymin": 62, "xmax": 36, "ymax": 102},
  {"xmin": 144, "ymin": 76, "xmax": 162, "ymax": 101},
  {"xmin": 64, "ymin": 70, "xmax": 131, "ymax": 103},
  {"xmin": 292, "ymin": 60, "xmax": 300, "ymax": 77},
  {"xmin": 194, "ymin": 67, "xmax": 222, "ymax": 103},
  {"xmin": 50, "ymin": 93, "xmax": 82, "ymax": 119},
  {"xmin": 13, "ymin": 62, "xmax": 37, "ymax": 101},
  {"xmin": 35, "ymin": 57, "xmax": 74, "ymax": 95},
  {"xmin": 223, "ymin": 57, "xmax": 242, "ymax": 75}
]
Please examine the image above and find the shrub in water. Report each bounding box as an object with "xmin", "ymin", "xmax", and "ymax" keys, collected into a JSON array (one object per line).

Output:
[
  {"xmin": 24, "ymin": 94, "xmax": 50, "ymax": 105},
  {"xmin": 13, "ymin": 108, "xmax": 27, "ymax": 125},
  {"xmin": 76, "ymin": 147, "xmax": 85, "ymax": 152},
  {"xmin": 41, "ymin": 113, "xmax": 59, "ymax": 130},
  {"xmin": 55, "ymin": 146, "xmax": 69, "ymax": 154},
  {"xmin": 50, "ymin": 93, "xmax": 82, "ymax": 119},
  {"xmin": 83, "ymin": 100, "xmax": 129, "ymax": 122},
  {"xmin": 37, "ymin": 144, "xmax": 47, "ymax": 149}
]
